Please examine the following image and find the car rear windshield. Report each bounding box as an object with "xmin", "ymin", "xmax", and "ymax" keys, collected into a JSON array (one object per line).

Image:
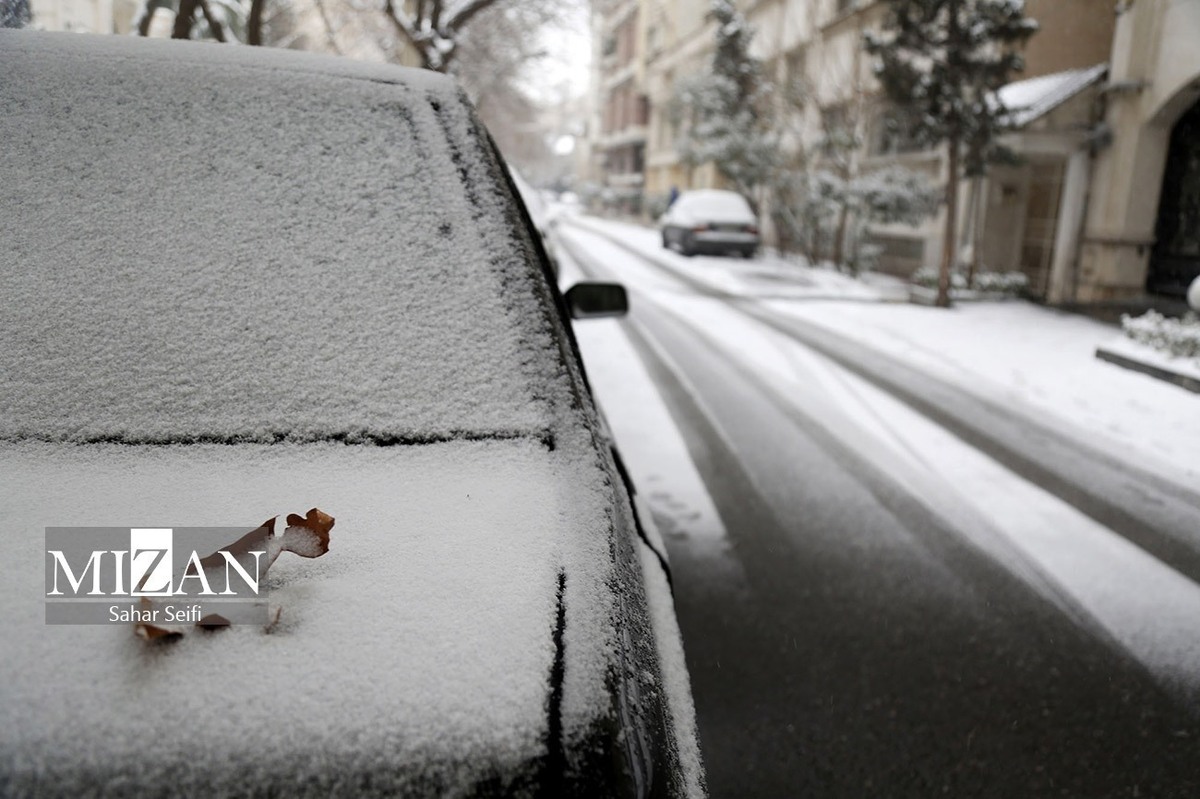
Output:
[{"xmin": 0, "ymin": 37, "xmax": 561, "ymax": 445}]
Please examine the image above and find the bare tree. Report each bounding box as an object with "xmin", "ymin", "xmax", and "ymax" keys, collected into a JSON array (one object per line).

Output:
[
  {"xmin": 1, "ymin": 0, "xmax": 32, "ymax": 27},
  {"xmin": 449, "ymin": 1, "xmax": 558, "ymax": 160},
  {"xmin": 380, "ymin": 0, "xmax": 502, "ymax": 72},
  {"xmin": 133, "ymin": 0, "xmax": 571, "ymax": 179},
  {"xmin": 137, "ymin": 0, "xmax": 296, "ymax": 45}
]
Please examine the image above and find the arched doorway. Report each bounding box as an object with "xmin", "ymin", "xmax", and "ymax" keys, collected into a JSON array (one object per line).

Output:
[{"xmin": 1148, "ymin": 98, "xmax": 1200, "ymax": 296}]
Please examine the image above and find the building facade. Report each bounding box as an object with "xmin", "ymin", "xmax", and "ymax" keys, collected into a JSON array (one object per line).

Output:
[
  {"xmin": 592, "ymin": 0, "xmax": 652, "ymax": 213},
  {"xmin": 1078, "ymin": 0, "xmax": 1200, "ymax": 301},
  {"xmin": 589, "ymin": 0, "xmax": 1200, "ymax": 304}
]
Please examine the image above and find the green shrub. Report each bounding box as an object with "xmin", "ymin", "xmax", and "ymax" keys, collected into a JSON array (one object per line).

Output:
[
  {"xmin": 910, "ymin": 268, "xmax": 1026, "ymax": 294},
  {"xmin": 1121, "ymin": 311, "xmax": 1200, "ymax": 358}
]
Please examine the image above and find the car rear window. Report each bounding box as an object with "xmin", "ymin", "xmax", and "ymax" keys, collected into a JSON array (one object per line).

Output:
[{"xmin": 0, "ymin": 38, "xmax": 559, "ymax": 445}]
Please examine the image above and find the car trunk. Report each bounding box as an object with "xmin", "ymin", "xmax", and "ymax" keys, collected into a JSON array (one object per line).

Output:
[{"xmin": 1, "ymin": 438, "xmax": 625, "ymax": 794}]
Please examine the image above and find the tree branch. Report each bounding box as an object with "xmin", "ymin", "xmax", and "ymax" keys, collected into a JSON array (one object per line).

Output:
[
  {"xmin": 446, "ymin": 0, "xmax": 496, "ymax": 34},
  {"xmin": 429, "ymin": 0, "xmax": 442, "ymax": 33},
  {"xmin": 382, "ymin": 0, "xmax": 433, "ymax": 68},
  {"xmin": 172, "ymin": 0, "xmax": 197, "ymax": 39},
  {"xmin": 247, "ymin": 0, "xmax": 265, "ymax": 44},
  {"xmin": 312, "ymin": 0, "xmax": 343, "ymax": 54},
  {"xmin": 136, "ymin": 3, "xmax": 154, "ymax": 35},
  {"xmin": 196, "ymin": 0, "xmax": 227, "ymax": 42}
]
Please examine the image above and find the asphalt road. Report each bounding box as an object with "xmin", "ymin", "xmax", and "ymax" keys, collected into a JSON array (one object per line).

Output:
[{"xmin": 555, "ymin": 221, "xmax": 1200, "ymax": 797}]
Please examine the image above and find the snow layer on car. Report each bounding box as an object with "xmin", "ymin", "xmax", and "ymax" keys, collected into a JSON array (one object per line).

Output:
[
  {"xmin": 0, "ymin": 440, "xmax": 613, "ymax": 794},
  {"xmin": 0, "ymin": 33, "xmax": 683, "ymax": 795},
  {"xmin": 673, "ymin": 190, "xmax": 755, "ymax": 223},
  {"xmin": 0, "ymin": 32, "xmax": 554, "ymax": 444}
]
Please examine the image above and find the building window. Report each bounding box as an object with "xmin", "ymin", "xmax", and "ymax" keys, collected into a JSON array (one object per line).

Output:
[
  {"xmin": 636, "ymin": 95, "xmax": 650, "ymax": 127},
  {"xmin": 615, "ymin": 10, "xmax": 639, "ymax": 67},
  {"xmin": 869, "ymin": 104, "xmax": 923, "ymax": 156}
]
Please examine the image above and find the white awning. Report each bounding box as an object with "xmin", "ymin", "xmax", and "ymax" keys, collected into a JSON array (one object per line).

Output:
[{"xmin": 998, "ymin": 63, "xmax": 1108, "ymax": 127}]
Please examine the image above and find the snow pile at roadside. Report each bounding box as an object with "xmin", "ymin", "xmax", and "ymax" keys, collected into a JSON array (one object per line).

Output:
[{"xmin": 772, "ymin": 300, "xmax": 1200, "ymax": 484}]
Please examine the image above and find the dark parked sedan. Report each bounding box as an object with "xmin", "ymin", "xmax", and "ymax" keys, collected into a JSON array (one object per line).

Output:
[
  {"xmin": 0, "ymin": 31, "xmax": 703, "ymax": 798},
  {"xmin": 660, "ymin": 189, "xmax": 759, "ymax": 258}
]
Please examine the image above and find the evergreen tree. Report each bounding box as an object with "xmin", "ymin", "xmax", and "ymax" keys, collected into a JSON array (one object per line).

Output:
[
  {"xmin": 670, "ymin": 0, "xmax": 777, "ymax": 202},
  {"xmin": 844, "ymin": 166, "xmax": 941, "ymax": 275},
  {"xmin": 1, "ymin": 0, "xmax": 31, "ymax": 27},
  {"xmin": 865, "ymin": 0, "xmax": 1037, "ymax": 306}
]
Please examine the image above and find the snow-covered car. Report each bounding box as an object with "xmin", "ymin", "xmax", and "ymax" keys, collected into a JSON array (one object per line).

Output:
[
  {"xmin": 660, "ymin": 189, "xmax": 759, "ymax": 258},
  {"xmin": 0, "ymin": 32, "xmax": 702, "ymax": 797}
]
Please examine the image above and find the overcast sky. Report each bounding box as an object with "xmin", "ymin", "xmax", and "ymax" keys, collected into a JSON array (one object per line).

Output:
[{"xmin": 523, "ymin": 0, "xmax": 591, "ymax": 104}]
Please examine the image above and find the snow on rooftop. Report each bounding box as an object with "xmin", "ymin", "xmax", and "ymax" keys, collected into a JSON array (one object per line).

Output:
[{"xmin": 998, "ymin": 63, "xmax": 1107, "ymax": 127}]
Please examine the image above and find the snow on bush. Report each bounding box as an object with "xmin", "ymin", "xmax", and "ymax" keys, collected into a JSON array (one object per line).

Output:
[
  {"xmin": 971, "ymin": 270, "xmax": 1029, "ymax": 293},
  {"xmin": 911, "ymin": 267, "xmax": 1027, "ymax": 294},
  {"xmin": 1121, "ymin": 311, "xmax": 1200, "ymax": 359}
]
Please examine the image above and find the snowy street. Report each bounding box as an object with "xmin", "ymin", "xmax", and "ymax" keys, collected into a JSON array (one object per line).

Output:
[{"xmin": 553, "ymin": 213, "xmax": 1200, "ymax": 796}]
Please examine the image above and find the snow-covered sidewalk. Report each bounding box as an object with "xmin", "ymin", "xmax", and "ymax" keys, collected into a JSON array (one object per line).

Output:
[{"xmin": 770, "ymin": 300, "xmax": 1200, "ymax": 487}]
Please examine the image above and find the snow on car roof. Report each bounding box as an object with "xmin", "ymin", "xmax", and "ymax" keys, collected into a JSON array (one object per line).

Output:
[
  {"xmin": 675, "ymin": 189, "xmax": 755, "ymax": 221},
  {"xmin": 0, "ymin": 32, "xmax": 655, "ymax": 793},
  {"xmin": 0, "ymin": 32, "xmax": 557, "ymax": 444}
]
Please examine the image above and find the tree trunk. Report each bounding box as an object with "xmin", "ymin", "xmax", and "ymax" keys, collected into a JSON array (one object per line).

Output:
[
  {"xmin": 196, "ymin": 0, "xmax": 226, "ymax": 42},
  {"xmin": 937, "ymin": 138, "xmax": 959, "ymax": 308},
  {"xmin": 172, "ymin": 0, "xmax": 198, "ymax": 38},
  {"xmin": 964, "ymin": 175, "xmax": 982, "ymax": 288},
  {"xmin": 832, "ymin": 201, "xmax": 849, "ymax": 271},
  {"xmin": 136, "ymin": 5, "xmax": 154, "ymax": 35},
  {"xmin": 248, "ymin": 0, "xmax": 265, "ymax": 44},
  {"xmin": 811, "ymin": 210, "xmax": 824, "ymax": 266}
]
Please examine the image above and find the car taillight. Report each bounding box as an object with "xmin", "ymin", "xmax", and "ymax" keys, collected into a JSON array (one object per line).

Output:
[
  {"xmin": 691, "ymin": 224, "xmax": 709, "ymax": 232},
  {"xmin": 745, "ymin": 225, "xmax": 758, "ymax": 235}
]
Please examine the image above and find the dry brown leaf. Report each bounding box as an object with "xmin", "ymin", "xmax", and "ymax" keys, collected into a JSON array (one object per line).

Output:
[
  {"xmin": 133, "ymin": 597, "xmax": 185, "ymax": 641},
  {"xmin": 134, "ymin": 508, "xmax": 335, "ymax": 642}
]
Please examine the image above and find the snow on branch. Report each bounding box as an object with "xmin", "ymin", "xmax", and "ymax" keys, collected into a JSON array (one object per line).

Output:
[{"xmin": 381, "ymin": 0, "xmax": 501, "ymax": 71}]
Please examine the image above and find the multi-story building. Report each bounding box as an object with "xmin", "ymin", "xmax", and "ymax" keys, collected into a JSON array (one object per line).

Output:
[
  {"xmin": 592, "ymin": 0, "xmax": 651, "ymax": 213},
  {"xmin": 867, "ymin": 0, "xmax": 1115, "ymax": 300},
  {"xmin": 1078, "ymin": 0, "xmax": 1200, "ymax": 302},
  {"xmin": 640, "ymin": 0, "xmax": 718, "ymax": 200},
  {"xmin": 593, "ymin": 0, "xmax": 1200, "ymax": 305}
]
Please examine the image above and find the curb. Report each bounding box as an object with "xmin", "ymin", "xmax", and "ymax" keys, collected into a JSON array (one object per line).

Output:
[{"xmin": 1095, "ymin": 346, "xmax": 1200, "ymax": 394}]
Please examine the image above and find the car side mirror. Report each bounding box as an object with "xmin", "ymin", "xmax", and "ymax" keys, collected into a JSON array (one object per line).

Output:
[{"xmin": 565, "ymin": 282, "xmax": 628, "ymax": 319}]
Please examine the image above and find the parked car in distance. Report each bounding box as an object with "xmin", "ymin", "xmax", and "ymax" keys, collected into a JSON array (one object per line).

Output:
[
  {"xmin": 0, "ymin": 31, "xmax": 703, "ymax": 798},
  {"xmin": 660, "ymin": 189, "xmax": 759, "ymax": 258}
]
